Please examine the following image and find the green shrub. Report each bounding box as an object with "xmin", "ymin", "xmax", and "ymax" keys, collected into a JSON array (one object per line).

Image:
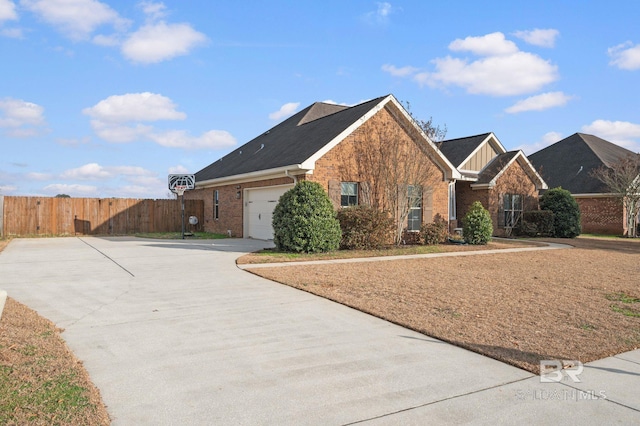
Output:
[
  {"xmin": 421, "ymin": 214, "xmax": 449, "ymax": 245},
  {"xmin": 540, "ymin": 187, "xmax": 581, "ymax": 238},
  {"xmin": 337, "ymin": 205, "xmax": 394, "ymax": 250},
  {"xmin": 461, "ymin": 201, "xmax": 493, "ymax": 245},
  {"xmin": 516, "ymin": 210, "xmax": 555, "ymax": 237},
  {"xmin": 272, "ymin": 181, "xmax": 342, "ymax": 253}
]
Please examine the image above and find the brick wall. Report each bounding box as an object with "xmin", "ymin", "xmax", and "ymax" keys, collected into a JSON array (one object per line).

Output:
[
  {"xmin": 185, "ymin": 176, "xmax": 301, "ymax": 237},
  {"xmin": 188, "ymin": 106, "xmax": 452, "ymax": 238},
  {"xmin": 455, "ymin": 160, "xmax": 539, "ymax": 236},
  {"xmin": 576, "ymin": 196, "xmax": 624, "ymax": 235},
  {"xmin": 309, "ymin": 108, "xmax": 450, "ymax": 225}
]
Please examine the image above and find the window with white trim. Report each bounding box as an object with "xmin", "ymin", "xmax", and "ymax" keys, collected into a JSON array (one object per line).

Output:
[
  {"xmin": 407, "ymin": 185, "xmax": 422, "ymax": 231},
  {"xmin": 213, "ymin": 190, "xmax": 219, "ymax": 220},
  {"xmin": 503, "ymin": 193, "xmax": 522, "ymax": 228},
  {"xmin": 340, "ymin": 182, "xmax": 358, "ymax": 207}
]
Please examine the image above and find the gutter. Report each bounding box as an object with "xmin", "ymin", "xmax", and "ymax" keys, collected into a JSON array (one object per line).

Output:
[{"xmin": 196, "ymin": 164, "xmax": 307, "ymax": 188}]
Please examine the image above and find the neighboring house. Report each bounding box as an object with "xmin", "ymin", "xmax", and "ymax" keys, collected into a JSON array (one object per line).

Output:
[
  {"xmin": 189, "ymin": 95, "xmax": 460, "ymax": 239},
  {"xmin": 439, "ymin": 133, "xmax": 547, "ymax": 236},
  {"xmin": 529, "ymin": 132, "xmax": 639, "ymax": 235}
]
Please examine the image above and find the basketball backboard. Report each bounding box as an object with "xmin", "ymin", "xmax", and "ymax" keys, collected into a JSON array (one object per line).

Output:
[{"xmin": 168, "ymin": 174, "xmax": 195, "ymax": 193}]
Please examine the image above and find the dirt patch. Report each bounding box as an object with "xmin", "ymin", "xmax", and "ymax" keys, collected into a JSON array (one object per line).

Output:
[
  {"xmin": 0, "ymin": 240, "xmax": 110, "ymax": 425},
  {"xmin": 245, "ymin": 237, "xmax": 640, "ymax": 374}
]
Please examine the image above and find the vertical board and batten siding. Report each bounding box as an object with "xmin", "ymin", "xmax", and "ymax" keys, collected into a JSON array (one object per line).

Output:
[{"xmin": 0, "ymin": 196, "xmax": 204, "ymax": 237}]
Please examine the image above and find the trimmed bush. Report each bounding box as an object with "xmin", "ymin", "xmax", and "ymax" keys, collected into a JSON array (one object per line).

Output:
[
  {"xmin": 540, "ymin": 187, "xmax": 581, "ymax": 238},
  {"xmin": 421, "ymin": 214, "xmax": 448, "ymax": 245},
  {"xmin": 516, "ymin": 210, "xmax": 555, "ymax": 237},
  {"xmin": 337, "ymin": 205, "xmax": 394, "ymax": 250},
  {"xmin": 461, "ymin": 201, "xmax": 493, "ymax": 245},
  {"xmin": 272, "ymin": 181, "xmax": 342, "ymax": 253}
]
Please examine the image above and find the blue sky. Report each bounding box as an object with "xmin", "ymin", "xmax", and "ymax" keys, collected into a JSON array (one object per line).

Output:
[{"xmin": 1, "ymin": 0, "xmax": 639, "ymax": 198}]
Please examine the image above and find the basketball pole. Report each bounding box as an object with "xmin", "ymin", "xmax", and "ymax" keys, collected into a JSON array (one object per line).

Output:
[{"xmin": 181, "ymin": 193, "xmax": 185, "ymax": 240}]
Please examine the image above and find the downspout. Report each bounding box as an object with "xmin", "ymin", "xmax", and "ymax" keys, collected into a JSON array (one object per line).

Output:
[{"xmin": 285, "ymin": 170, "xmax": 298, "ymax": 184}]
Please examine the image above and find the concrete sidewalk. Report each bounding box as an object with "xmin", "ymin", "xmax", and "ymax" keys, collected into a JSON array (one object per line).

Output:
[{"xmin": 1, "ymin": 237, "xmax": 638, "ymax": 425}]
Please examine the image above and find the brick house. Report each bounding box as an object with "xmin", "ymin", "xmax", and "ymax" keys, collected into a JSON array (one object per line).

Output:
[
  {"xmin": 440, "ymin": 133, "xmax": 548, "ymax": 236},
  {"xmin": 529, "ymin": 132, "xmax": 640, "ymax": 235},
  {"xmin": 188, "ymin": 95, "xmax": 459, "ymax": 239}
]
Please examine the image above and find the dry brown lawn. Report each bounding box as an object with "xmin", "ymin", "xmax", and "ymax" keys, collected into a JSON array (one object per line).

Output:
[
  {"xmin": 242, "ymin": 237, "xmax": 640, "ymax": 374},
  {"xmin": 0, "ymin": 239, "xmax": 110, "ymax": 425}
]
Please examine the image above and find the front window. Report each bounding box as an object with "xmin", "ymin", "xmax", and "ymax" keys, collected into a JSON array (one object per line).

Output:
[
  {"xmin": 503, "ymin": 193, "xmax": 522, "ymax": 228},
  {"xmin": 341, "ymin": 182, "xmax": 358, "ymax": 207},
  {"xmin": 213, "ymin": 190, "xmax": 219, "ymax": 220},
  {"xmin": 407, "ymin": 185, "xmax": 422, "ymax": 231}
]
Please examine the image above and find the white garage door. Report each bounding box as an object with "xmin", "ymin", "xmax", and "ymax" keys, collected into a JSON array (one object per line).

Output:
[{"xmin": 245, "ymin": 185, "xmax": 293, "ymax": 240}]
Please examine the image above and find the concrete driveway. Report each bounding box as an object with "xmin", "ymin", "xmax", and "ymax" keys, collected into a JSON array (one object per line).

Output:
[{"xmin": 1, "ymin": 237, "xmax": 638, "ymax": 425}]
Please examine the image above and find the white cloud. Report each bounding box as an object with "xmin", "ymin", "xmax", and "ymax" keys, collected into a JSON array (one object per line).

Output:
[
  {"xmin": 269, "ymin": 102, "xmax": 300, "ymax": 120},
  {"xmin": 27, "ymin": 172, "xmax": 53, "ymax": 180},
  {"xmin": 60, "ymin": 162, "xmax": 156, "ymax": 180},
  {"xmin": 61, "ymin": 162, "xmax": 111, "ymax": 180},
  {"xmin": 83, "ymin": 92, "xmax": 235, "ymax": 149},
  {"xmin": 0, "ymin": 97, "xmax": 46, "ymax": 137},
  {"xmin": 0, "ymin": 0, "xmax": 17, "ymax": 21},
  {"xmin": 515, "ymin": 131, "xmax": 563, "ymax": 155},
  {"xmin": 139, "ymin": 1, "xmax": 167, "ymax": 22},
  {"xmin": 89, "ymin": 121, "xmax": 153, "ymax": 143},
  {"xmin": 83, "ymin": 92, "xmax": 186, "ymax": 123},
  {"xmin": 513, "ymin": 29, "xmax": 559, "ymax": 48},
  {"xmin": 0, "ymin": 184, "xmax": 17, "ymax": 193},
  {"xmin": 20, "ymin": 0, "xmax": 128, "ymax": 40},
  {"xmin": 505, "ymin": 91, "xmax": 573, "ymax": 114},
  {"xmin": 608, "ymin": 42, "xmax": 640, "ymax": 70},
  {"xmin": 168, "ymin": 165, "xmax": 190, "ymax": 175},
  {"xmin": 381, "ymin": 64, "xmax": 418, "ymax": 77},
  {"xmin": 121, "ymin": 21, "xmax": 207, "ymax": 64},
  {"xmin": 449, "ymin": 32, "xmax": 518, "ymax": 56},
  {"xmin": 148, "ymin": 129, "xmax": 236, "ymax": 149},
  {"xmin": 43, "ymin": 183, "xmax": 98, "ymax": 196},
  {"xmin": 1, "ymin": 27, "xmax": 23, "ymax": 38},
  {"xmin": 416, "ymin": 51, "xmax": 558, "ymax": 96},
  {"xmin": 362, "ymin": 2, "xmax": 396, "ymax": 25},
  {"xmin": 581, "ymin": 120, "xmax": 640, "ymax": 151},
  {"xmin": 401, "ymin": 32, "xmax": 558, "ymax": 96}
]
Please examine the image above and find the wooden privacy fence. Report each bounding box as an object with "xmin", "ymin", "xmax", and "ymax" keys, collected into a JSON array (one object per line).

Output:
[{"xmin": 0, "ymin": 196, "xmax": 204, "ymax": 237}]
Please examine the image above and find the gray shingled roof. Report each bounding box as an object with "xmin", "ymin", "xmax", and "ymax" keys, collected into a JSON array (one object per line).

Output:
[
  {"xmin": 475, "ymin": 151, "xmax": 518, "ymax": 184},
  {"xmin": 439, "ymin": 133, "xmax": 492, "ymax": 167},
  {"xmin": 195, "ymin": 96, "xmax": 387, "ymax": 182},
  {"xmin": 529, "ymin": 133, "xmax": 636, "ymax": 194}
]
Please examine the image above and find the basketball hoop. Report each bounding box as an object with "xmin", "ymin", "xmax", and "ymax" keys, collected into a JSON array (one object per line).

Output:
[{"xmin": 173, "ymin": 185, "xmax": 187, "ymax": 196}]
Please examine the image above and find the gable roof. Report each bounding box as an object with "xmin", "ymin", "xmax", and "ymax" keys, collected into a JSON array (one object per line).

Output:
[
  {"xmin": 472, "ymin": 150, "xmax": 547, "ymax": 189},
  {"xmin": 528, "ymin": 133, "xmax": 636, "ymax": 194},
  {"xmin": 195, "ymin": 95, "xmax": 459, "ymax": 186},
  {"xmin": 439, "ymin": 133, "xmax": 494, "ymax": 168}
]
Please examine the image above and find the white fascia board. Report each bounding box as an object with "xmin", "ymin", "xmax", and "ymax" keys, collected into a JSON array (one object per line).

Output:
[
  {"xmin": 300, "ymin": 96, "xmax": 392, "ymax": 170},
  {"xmin": 195, "ymin": 164, "xmax": 308, "ymax": 188},
  {"xmin": 459, "ymin": 133, "xmax": 507, "ymax": 171},
  {"xmin": 301, "ymin": 95, "xmax": 461, "ymax": 180},
  {"xmin": 386, "ymin": 95, "xmax": 461, "ymax": 180},
  {"xmin": 472, "ymin": 151, "xmax": 548, "ymax": 190}
]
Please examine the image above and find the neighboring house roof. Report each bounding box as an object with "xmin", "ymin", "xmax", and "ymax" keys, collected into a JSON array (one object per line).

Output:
[
  {"xmin": 529, "ymin": 133, "xmax": 636, "ymax": 194},
  {"xmin": 439, "ymin": 133, "xmax": 494, "ymax": 168},
  {"xmin": 195, "ymin": 95, "xmax": 460, "ymax": 186}
]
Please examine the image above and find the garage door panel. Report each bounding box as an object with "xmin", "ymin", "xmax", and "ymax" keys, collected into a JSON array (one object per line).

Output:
[{"xmin": 245, "ymin": 185, "xmax": 293, "ymax": 240}]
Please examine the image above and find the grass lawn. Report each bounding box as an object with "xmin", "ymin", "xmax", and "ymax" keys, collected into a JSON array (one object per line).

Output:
[{"xmin": 242, "ymin": 236, "xmax": 640, "ymax": 374}]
